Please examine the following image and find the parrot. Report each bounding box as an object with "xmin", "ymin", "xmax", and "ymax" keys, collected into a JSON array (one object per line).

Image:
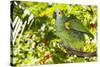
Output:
[{"xmin": 53, "ymin": 10, "xmax": 94, "ymax": 51}]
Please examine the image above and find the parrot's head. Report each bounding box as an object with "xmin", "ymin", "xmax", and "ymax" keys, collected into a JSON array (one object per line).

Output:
[{"xmin": 53, "ymin": 10, "xmax": 64, "ymax": 19}]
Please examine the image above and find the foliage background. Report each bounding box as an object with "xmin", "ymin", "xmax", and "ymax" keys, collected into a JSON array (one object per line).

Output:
[{"xmin": 11, "ymin": 1, "xmax": 97, "ymax": 66}]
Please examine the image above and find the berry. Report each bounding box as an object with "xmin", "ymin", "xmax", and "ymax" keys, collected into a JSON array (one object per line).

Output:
[
  {"xmin": 89, "ymin": 23, "xmax": 95, "ymax": 29},
  {"xmin": 45, "ymin": 51, "xmax": 50, "ymax": 59}
]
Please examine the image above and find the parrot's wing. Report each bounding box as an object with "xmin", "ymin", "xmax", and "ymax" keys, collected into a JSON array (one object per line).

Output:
[
  {"xmin": 68, "ymin": 19, "xmax": 89, "ymax": 32},
  {"xmin": 64, "ymin": 19, "xmax": 94, "ymax": 39}
]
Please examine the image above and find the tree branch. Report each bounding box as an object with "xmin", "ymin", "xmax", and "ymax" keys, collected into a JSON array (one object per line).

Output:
[{"xmin": 59, "ymin": 43, "xmax": 97, "ymax": 57}]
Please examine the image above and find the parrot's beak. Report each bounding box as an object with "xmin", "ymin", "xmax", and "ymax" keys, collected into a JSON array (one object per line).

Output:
[{"xmin": 53, "ymin": 10, "xmax": 57, "ymax": 19}]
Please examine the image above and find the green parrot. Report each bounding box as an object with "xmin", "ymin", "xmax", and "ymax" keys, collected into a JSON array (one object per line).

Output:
[{"xmin": 53, "ymin": 10, "xmax": 94, "ymax": 50}]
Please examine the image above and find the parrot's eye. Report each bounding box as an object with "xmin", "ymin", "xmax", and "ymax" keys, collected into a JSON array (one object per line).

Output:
[
  {"xmin": 57, "ymin": 12, "xmax": 63, "ymax": 16},
  {"xmin": 58, "ymin": 12, "xmax": 61, "ymax": 14}
]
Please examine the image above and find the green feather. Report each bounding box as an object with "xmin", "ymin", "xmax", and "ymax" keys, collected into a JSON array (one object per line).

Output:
[{"xmin": 64, "ymin": 18, "xmax": 94, "ymax": 39}]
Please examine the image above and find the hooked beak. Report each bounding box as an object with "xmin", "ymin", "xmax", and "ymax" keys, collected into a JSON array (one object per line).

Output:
[{"xmin": 53, "ymin": 10, "xmax": 57, "ymax": 19}]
